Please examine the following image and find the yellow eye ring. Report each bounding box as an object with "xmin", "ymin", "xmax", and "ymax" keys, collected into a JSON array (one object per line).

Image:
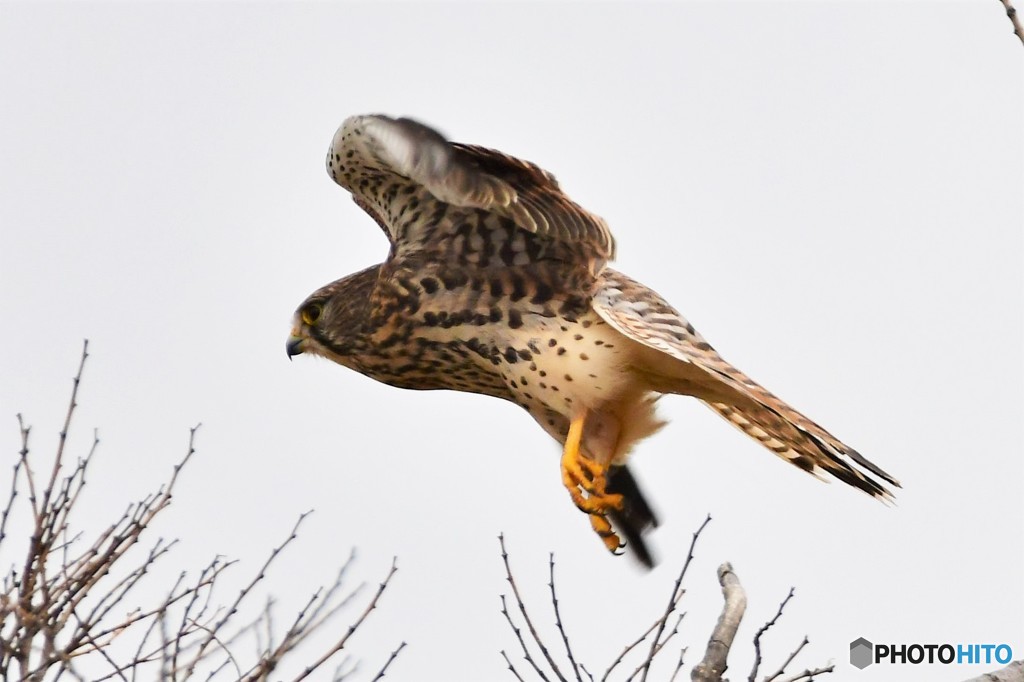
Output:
[{"xmin": 301, "ymin": 303, "xmax": 323, "ymax": 325}]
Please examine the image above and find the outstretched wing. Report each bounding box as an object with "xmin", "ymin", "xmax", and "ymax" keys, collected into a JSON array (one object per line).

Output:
[
  {"xmin": 326, "ymin": 114, "xmax": 615, "ymax": 261},
  {"xmin": 592, "ymin": 269, "xmax": 900, "ymax": 498}
]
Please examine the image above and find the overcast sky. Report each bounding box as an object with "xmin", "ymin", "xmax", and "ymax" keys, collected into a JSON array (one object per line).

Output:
[{"xmin": 1, "ymin": 3, "xmax": 1021, "ymax": 681}]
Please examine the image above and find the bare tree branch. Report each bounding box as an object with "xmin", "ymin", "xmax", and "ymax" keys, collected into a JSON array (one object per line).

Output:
[
  {"xmin": 548, "ymin": 554, "xmax": 583, "ymax": 682},
  {"xmin": 496, "ymin": 518, "xmax": 836, "ymax": 682},
  {"xmin": 627, "ymin": 613, "xmax": 684, "ymax": 681},
  {"xmin": 289, "ymin": 557, "xmax": 399, "ymax": 682},
  {"xmin": 499, "ymin": 534, "xmax": 567, "ymax": 682},
  {"xmin": 501, "ymin": 649, "xmax": 527, "ymax": 682},
  {"xmin": 749, "ymin": 588, "xmax": 795, "ymax": 682},
  {"xmin": 668, "ymin": 648, "xmax": 687, "ymax": 682},
  {"xmin": 0, "ymin": 341, "xmax": 398, "ymax": 680},
  {"xmin": 998, "ymin": 0, "xmax": 1024, "ymax": 45},
  {"xmin": 501, "ymin": 591, "xmax": 551, "ymax": 681},
  {"xmin": 690, "ymin": 562, "xmax": 746, "ymax": 682},
  {"xmin": 777, "ymin": 664, "xmax": 835, "ymax": 682},
  {"xmin": 764, "ymin": 637, "xmax": 809, "ymax": 682},
  {"xmin": 636, "ymin": 514, "xmax": 711, "ymax": 682},
  {"xmin": 370, "ymin": 640, "xmax": 407, "ymax": 681}
]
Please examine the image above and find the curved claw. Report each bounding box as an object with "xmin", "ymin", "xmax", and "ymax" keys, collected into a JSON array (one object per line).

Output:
[{"xmin": 590, "ymin": 513, "xmax": 625, "ymax": 555}]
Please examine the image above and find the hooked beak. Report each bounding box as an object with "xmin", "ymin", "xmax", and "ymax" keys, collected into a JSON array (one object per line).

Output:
[{"xmin": 286, "ymin": 334, "xmax": 304, "ymax": 360}]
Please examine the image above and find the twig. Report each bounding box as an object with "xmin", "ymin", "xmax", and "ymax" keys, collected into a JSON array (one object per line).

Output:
[
  {"xmin": 602, "ymin": 618, "xmax": 660, "ymax": 682},
  {"xmin": 749, "ymin": 588, "xmax": 795, "ymax": 682},
  {"xmin": 501, "ymin": 650, "xmax": 527, "ymax": 682},
  {"xmin": 240, "ymin": 551, "xmax": 364, "ymax": 678},
  {"xmin": 764, "ymin": 637, "xmax": 808, "ymax": 682},
  {"xmin": 668, "ymin": 647, "xmax": 688, "ymax": 682},
  {"xmin": 290, "ymin": 557, "xmax": 399, "ymax": 682},
  {"xmin": 778, "ymin": 664, "xmax": 835, "ymax": 682},
  {"xmin": 690, "ymin": 562, "xmax": 747, "ymax": 682},
  {"xmin": 40, "ymin": 339, "xmax": 90, "ymax": 526},
  {"xmin": 998, "ymin": 0, "xmax": 1024, "ymax": 45},
  {"xmin": 331, "ymin": 654, "xmax": 357, "ymax": 681},
  {"xmin": 548, "ymin": 553, "xmax": 583, "ymax": 682},
  {"xmin": 187, "ymin": 510, "xmax": 312, "ymax": 675},
  {"xmin": 501, "ymin": 594, "xmax": 550, "ymax": 682},
  {"xmin": 498, "ymin": 534, "xmax": 567, "ymax": 682},
  {"xmin": 369, "ymin": 641, "xmax": 406, "ymax": 680},
  {"xmin": 626, "ymin": 613, "xmax": 684, "ymax": 681},
  {"xmin": 636, "ymin": 513, "xmax": 711, "ymax": 682}
]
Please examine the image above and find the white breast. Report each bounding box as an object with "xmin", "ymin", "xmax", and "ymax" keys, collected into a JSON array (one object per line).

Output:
[{"xmin": 495, "ymin": 311, "xmax": 636, "ymax": 418}]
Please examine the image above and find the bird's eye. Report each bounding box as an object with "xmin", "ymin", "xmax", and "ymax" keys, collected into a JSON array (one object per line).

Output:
[{"xmin": 301, "ymin": 303, "xmax": 323, "ymax": 325}]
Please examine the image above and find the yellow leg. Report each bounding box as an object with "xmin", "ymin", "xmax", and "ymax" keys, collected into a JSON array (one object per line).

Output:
[{"xmin": 560, "ymin": 412, "xmax": 625, "ymax": 555}]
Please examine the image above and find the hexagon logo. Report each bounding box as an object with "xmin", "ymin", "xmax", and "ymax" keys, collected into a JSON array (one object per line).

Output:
[{"xmin": 850, "ymin": 637, "xmax": 874, "ymax": 669}]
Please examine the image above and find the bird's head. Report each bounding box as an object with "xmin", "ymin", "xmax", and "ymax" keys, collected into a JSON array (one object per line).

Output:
[{"xmin": 286, "ymin": 264, "xmax": 382, "ymax": 364}]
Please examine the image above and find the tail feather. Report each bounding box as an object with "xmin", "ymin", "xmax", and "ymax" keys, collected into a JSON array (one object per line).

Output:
[
  {"xmin": 704, "ymin": 399, "xmax": 899, "ymax": 499},
  {"xmin": 607, "ymin": 465, "xmax": 658, "ymax": 568}
]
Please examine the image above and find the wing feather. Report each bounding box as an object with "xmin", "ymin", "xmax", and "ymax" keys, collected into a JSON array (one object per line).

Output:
[{"xmin": 326, "ymin": 115, "xmax": 615, "ymax": 259}]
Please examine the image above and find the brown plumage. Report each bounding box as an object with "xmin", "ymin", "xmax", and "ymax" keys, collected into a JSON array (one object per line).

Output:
[{"xmin": 288, "ymin": 114, "xmax": 899, "ymax": 567}]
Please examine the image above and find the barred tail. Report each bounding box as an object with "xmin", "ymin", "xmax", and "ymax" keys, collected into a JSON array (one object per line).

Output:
[{"xmin": 703, "ymin": 399, "xmax": 900, "ymax": 499}]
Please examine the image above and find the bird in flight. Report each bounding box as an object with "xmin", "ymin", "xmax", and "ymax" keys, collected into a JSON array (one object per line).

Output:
[{"xmin": 287, "ymin": 114, "xmax": 899, "ymax": 566}]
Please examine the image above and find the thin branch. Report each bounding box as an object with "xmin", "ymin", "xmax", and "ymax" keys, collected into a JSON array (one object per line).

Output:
[
  {"xmin": 501, "ymin": 650, "xmax": 527, "ymax": 682},
  {"xmin": 289, "ymin": 557, "xmax": 398, "ymax": 682},
  {"xmin": 236, "ymin": 553, "xmax": 365, "ymax": 680},
  {"xmin": 498, "ymin": 534, "xmax": 567, "ymax": 682},
  {"xmin": 626, "ymin": 613, "xmax": 684, "ymax": 682},
  {"xmin": 690, "ymin": 562, "xmax": 747, "ymax": 682},
  {"xmin": 185, "ymin": 618, "xmax": 245, "ymax": 680},
  {"xmin": 749, "ymin": 588, "xmax": 795, "ymax": 682},
  {"xmin": 186, "ymin": 510, "xmax": 311, "ymax": 675},
  {"xmin": 548, "ymin": 553, "xmax": 582, "ymax": 682},
  {"xmin": 501, "ymin": 595, "xmax": 550, "ymax": 682},
  {"xmin": 668, "ymin": 647, "xmax": 688, "ymax": 682},
  {"xmin": 331, "ymin": 654, "xmax": 357, "ymax": 681},
  {"xmin": 764, "ymin": 637, "xmax": 808, "ymax": 682},
  {"xmin": 40, "ymin": 339, "xmax": 90, "ymax": 527},
  {"xmin": 602, "ymin": 619, "xmax": 660, "ymax": 682},
  {"xmin": 778, "ymin": 664, "xmax": 835, "ymax": 682},
  {"xmin": 369, "ymin": 641, "xmax": 407, "ymax": 681},
  {"xmin": 635, "ymin": 513, "xmax": 711, "ymax": 682}
]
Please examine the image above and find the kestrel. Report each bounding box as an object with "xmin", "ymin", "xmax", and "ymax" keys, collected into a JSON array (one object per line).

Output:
[{"xmin": 288, "ymin": 114, "xmax": 899, "ymax": 566}]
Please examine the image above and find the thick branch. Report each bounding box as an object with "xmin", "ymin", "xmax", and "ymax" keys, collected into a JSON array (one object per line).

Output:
[
  {"xmin": 690, "ymin": 562, "xmax": 747, "ymax": 682},
  {"xmin": 998, "ymin": 0, "xmax": 1024, "ymax": 45}
]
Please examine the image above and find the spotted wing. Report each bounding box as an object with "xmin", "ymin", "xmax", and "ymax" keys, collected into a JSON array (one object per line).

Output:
[
  {"xmin": 592, "ymin": 268, "xmax": 900, "ymax": 498},
  {"xmin": 326, "ymin": 114, "xmax": 615, "ymax": 260}
]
